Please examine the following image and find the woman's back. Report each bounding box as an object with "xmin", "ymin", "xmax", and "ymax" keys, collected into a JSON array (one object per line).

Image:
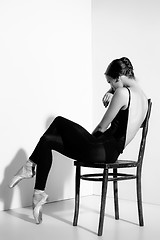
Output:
[{"xmin": 125, "ymin": 85, "xmax": 148, "ymax": 147}]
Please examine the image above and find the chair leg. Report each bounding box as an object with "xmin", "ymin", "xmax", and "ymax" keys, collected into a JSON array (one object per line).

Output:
[
  {"xmin": 73, "ymin": 165, "xmax": 81, "ymax": 226},
  {"xmin": 113, "ymin": 169, "xmax": 119, "ymax": 220},
  {"xmin": 136, "ymin": 173, "xmax": 144, "ymax": 226},
  {"xmin": 98, "ymin": 168, "xmax": 108, "ymax": 236}
]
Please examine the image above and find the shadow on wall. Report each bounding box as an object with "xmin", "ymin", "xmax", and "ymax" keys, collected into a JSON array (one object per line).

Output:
[
  {"xmin": 0, "ymin": 148, "xmax": 34, "ymax": 211},
  {"xmin": 0, "ymin": 116, "xmax": 73, "ymax": 211}
]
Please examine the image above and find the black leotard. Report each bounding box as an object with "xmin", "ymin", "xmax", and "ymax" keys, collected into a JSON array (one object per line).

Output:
[{"xmin": 103, "ymin": 87, "xmax": 131, "ymax": 153}]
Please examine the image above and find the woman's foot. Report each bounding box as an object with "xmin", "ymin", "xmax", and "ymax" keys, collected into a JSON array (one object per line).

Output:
[
  {"xmin": 9, "ymin": 160, "xmax": 36, "ymax": 188},
  {"xmin": 32, "ymin": 190, "xmax": 48, "ymax": 224}
]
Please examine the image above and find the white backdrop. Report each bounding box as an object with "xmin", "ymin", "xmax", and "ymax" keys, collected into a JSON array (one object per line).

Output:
[
  {"xmin": 1, "ymin": 0, "xmax": 159, "ymax": 211},
  {"xmin": 92, "ymin": 0, "xmax": 160, "ymax": 205},
  {"xmin": 0, "ymin": 0, "xmax": 93, "ymax": 211}
]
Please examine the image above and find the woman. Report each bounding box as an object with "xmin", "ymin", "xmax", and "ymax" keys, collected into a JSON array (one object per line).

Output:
[{"xmin": 9, "ymin": 57, "xmax": 148, "ymax": 224}]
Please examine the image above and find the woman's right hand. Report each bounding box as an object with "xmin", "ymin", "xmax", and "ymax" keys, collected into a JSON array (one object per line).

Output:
[{"xmin": 102, "ymin": 92, "xmax": 113, "ymax": 108}]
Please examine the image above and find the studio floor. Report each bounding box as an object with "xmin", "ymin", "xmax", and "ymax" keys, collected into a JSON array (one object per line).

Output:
[{"xmin": 0, "ymin": 195, "xmax": 160, "ymax": 240}]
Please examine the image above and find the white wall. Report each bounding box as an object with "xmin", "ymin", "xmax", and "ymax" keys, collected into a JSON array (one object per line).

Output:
[
  {"xmin": 1, "ymin": 0, "xmax": 159, "ymax": 212},
  {"xmin": 92, "ymin": 0, "xmax": 160, "ymax": 205},
  {"xmin": 0, "ymin": 0, "xmax": 93, "ymax": 211}
]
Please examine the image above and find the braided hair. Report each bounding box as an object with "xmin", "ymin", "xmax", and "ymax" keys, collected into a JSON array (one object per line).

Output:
[{"xmin": 105, "ymin": 57, "xmax": 135, "ymax": 79}]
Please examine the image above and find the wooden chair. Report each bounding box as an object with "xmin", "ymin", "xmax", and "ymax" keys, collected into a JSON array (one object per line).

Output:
[{"xmin": 73, "ymin": 99, "xmax": 152, "ymax": 236}]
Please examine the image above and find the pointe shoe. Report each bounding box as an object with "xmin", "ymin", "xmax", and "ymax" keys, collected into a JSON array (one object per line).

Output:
[
  {"xmin": 9, "ymin": 160, "xmax": 36, "ymax": 188},
  {"xmin": 32, "ymin": 191, "xmax": 48, "ymax": 224}
]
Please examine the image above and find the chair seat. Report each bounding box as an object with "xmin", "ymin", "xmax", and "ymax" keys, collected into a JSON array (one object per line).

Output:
[{"xmin": 74, "ymin": 159, "xmax": 138, "ymax": 169}]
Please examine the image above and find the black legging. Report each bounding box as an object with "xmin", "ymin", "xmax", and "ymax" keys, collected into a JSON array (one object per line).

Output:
[{"xmin": 29, "ymin": 116, "xmax": 119, "ymax": 190}]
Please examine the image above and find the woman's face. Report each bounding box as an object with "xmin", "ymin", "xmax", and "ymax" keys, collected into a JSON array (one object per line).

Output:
[{"xmin": 106, "ymin": 75, "xmax": 123, "ymax": 90}]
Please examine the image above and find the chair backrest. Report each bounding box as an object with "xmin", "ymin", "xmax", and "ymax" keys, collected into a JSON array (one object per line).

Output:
[{"xmin": 137, "ymin": 99, "xmax": 152, "ymax": 166}]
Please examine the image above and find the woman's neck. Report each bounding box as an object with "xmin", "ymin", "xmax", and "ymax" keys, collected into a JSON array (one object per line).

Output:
[{"xmin": 121, "ymin": 76, "xmax": 136, "ymax": 88}]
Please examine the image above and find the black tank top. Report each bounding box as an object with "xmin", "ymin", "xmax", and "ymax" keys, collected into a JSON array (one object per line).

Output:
[{"xmin": 107, "ymin": 87, "xmax": 131, "ymax": 153}]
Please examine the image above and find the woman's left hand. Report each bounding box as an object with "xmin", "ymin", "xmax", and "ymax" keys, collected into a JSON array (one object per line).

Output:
[{"xmin": 102, "ymin": 92, "xmax": 113, "ymax": 107}]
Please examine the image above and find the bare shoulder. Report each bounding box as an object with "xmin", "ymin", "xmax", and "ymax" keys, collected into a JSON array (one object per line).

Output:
[
  {"xmin": 114, "ymin": 87, "xmax": 130, "ymax": 97},
  {"xmin": 113, "ymin": 87, "xmax": 129, "ymax": 106}
]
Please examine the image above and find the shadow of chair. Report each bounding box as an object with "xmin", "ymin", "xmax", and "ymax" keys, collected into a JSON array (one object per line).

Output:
[{"xmin": 73, "ymin": 99, "xmax": 152, "ymax": 236}]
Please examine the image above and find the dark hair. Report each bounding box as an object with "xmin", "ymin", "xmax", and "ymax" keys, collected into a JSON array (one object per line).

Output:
[{"xmin": 105, "ymin": 57, "xmax": 135, "ymax": 79}]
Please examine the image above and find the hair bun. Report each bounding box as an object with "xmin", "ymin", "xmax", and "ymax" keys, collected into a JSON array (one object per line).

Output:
[
  {"xmin": 119, "ymin": 57, "xmax": 133, "ymax": 70},
  {"xmin": 105, "ymin": 57, "xmax": 135, "ymax": 79}
]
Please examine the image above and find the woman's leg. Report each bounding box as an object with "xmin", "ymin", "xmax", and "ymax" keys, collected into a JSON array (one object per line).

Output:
[
  {"xmin": 29, "ymin": 116, "xmax": 106, "ymax": 191},
  {"xmin": 29, "ymin": 117, "xmax": 68, "ymax": 190},
  {"xmin": 30, "ymin": 117, "xmax": 72, "ymax": 224},
  {"xmin": 9, "ymin": 117, "xmax": 65, "ymax": 189},
  {"xmin": 29, "ymin": 133, "xmax": 64, "ymax": 190},
  {"xmin": 9, "ymin": 116, "xmax": 117, "ymax": 224}
]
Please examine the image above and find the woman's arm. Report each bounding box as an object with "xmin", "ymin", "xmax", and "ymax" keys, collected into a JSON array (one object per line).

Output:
[
  {"xmin": 102, "ymin": 88, "xmax": 114, "ymax": 107},
  {"xmin": 93, "ymin": 88, "xmax": 128, "ymax": 134}
]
